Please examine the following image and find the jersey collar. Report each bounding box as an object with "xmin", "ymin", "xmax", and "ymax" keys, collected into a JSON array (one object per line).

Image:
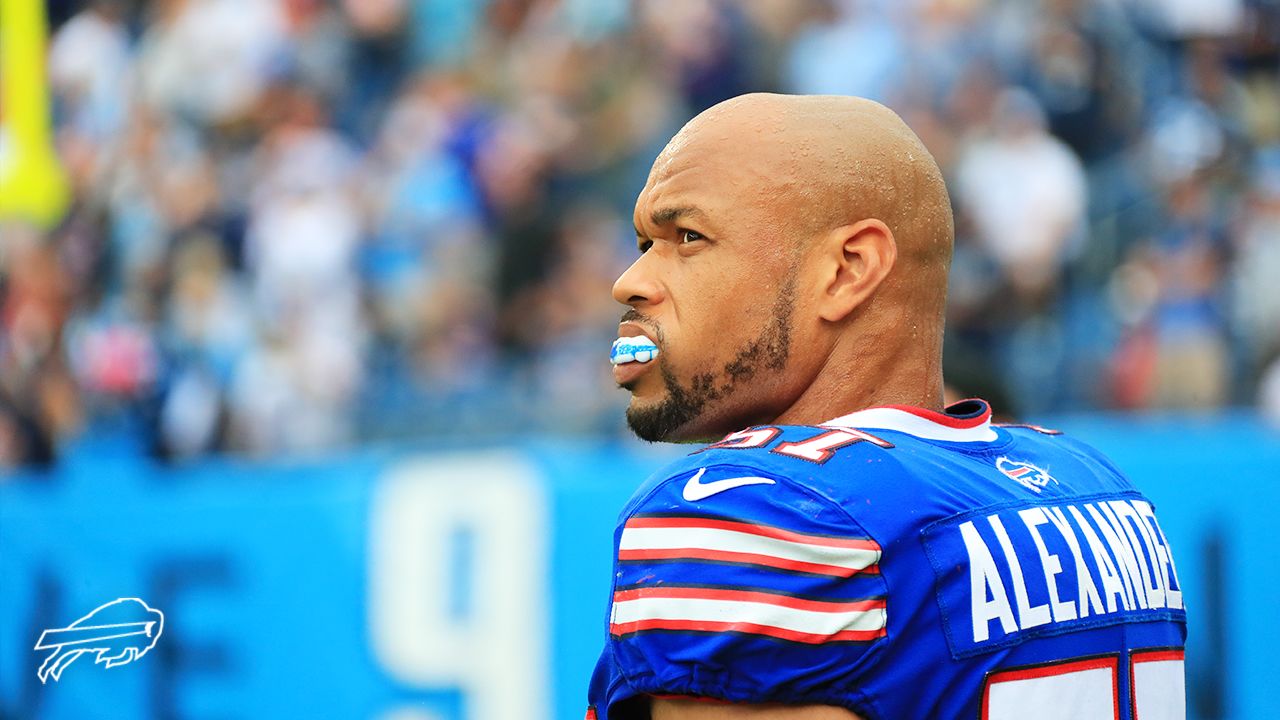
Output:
[{"xmin": 821, "ymin": 399, "xmax": 998, "ymax": 443}]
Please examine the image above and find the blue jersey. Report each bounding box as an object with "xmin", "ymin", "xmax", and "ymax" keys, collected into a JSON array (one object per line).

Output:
[{"xmin": 588, "ymin": 400, "xmax": 1187, "ymax": 719}]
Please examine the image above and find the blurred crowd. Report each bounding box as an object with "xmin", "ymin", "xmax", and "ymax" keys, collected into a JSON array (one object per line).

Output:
[{"xmin": 1, "ymin": 0, "xmax": 1279, "ymax": 467}]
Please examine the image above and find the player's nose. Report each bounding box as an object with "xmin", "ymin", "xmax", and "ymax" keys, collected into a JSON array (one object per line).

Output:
[{"xmin": 612, "ymin": 254, "xmax": 664, "ymax": 308}]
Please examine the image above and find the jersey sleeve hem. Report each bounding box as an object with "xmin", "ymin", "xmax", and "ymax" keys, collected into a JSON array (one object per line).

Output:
[{"xmin": 624, "ymin": 669, "xmax": 880, "ymax": 719}]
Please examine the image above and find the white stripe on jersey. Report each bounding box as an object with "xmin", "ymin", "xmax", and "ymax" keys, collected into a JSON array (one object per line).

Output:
[
  {"xmin": 619, "ymin": 525, "xmax": 880, "ymax": 572},
  {"xmin": 612, "ymin": 595, "xmax": 886, "ymax": 637}
]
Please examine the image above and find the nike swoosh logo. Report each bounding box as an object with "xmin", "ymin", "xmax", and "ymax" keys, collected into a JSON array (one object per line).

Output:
[{"xmin": 682, "ymin": 468, "xmax": 777, "ymax": 502}]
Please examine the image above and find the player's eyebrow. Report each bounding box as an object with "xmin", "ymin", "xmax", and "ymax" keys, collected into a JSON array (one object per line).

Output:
[
  {"xmin": 650, "ymin": 205, "xmax": 707, "ymax": 226},
  {"xmin": 634, "ymin": 205, "xmax": 710, "ymax": 237}
]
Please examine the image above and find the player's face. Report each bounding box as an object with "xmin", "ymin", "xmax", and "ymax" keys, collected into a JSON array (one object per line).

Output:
[{"xmin": 613, "ymin": 146, "xmax": 806, "ymax": 442}]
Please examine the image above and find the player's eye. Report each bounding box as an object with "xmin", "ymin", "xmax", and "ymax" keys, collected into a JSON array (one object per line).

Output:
[
  {"xmin": 678, "ymin": 229, "xmax": 704, "ymax": 244},
  {"xmin": 638, "ymin": 239, "xmax": 653, "ymax": 254}
]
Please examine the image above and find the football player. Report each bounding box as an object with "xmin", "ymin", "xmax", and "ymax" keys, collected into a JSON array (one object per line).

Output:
[{"xmin": 589, "ymin": 94, "xmax": 1186, "ymax": 720}]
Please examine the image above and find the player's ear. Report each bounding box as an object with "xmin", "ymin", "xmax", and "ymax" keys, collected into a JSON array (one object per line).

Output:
[{"xmin": 814, "ymin": 219, "xmax": 897, "ymax": 323}]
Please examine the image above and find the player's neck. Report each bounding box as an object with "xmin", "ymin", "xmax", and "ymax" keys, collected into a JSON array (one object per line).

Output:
[
  {"xmin": 772, "ymin": 334, "xmax": 945, "ymax": 426},
  {"xmin": 773, "ymin": 378, "xmax": 944, "ymax": 427}
]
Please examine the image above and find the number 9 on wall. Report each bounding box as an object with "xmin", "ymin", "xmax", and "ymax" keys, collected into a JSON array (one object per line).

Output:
[{"xmin": 368, "ymin": 453, "xmax": 549, "ymax": 720}]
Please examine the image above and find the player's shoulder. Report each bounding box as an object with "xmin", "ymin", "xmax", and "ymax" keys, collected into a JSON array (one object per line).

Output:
[
  {"xmin": 823, "ymin": 398, "xmax": 1135, "ymax": 494},
  {"xmin": 993, "ymin": 419, "xmax": 1137, "ymax": 491},
  {"xmin": 620, "ymin": 422, "xmax": 903, "ymax": 528}
]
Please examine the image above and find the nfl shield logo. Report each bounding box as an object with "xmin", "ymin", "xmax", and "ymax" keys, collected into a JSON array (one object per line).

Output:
[{"xmin": 996, "ymin": 457, "xmax": 1057, "ymax": 494}]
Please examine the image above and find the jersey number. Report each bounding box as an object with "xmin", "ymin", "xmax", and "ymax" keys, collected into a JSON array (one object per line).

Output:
[
  {"xmin": 981, "ymin": 649, "xmax": 1184, "ymax": 720},
  {"xmin": 705, "ymin": 426, "xmax": 893, "ymax": 463}
]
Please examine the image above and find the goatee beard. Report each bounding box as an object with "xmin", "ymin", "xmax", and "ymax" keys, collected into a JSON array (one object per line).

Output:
[{"xmin": 625, "ymin": 277, "xmax": 795, "ymax": 442}]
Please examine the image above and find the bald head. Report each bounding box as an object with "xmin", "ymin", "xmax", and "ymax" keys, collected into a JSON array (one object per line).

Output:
[{"xmin": 653, "ymin": 93, "xmax": 953, "ymax": 282}]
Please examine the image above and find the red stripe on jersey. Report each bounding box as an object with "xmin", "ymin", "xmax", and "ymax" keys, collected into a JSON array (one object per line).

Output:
[
  {"xmin": 617, "ymin": 547, "xmax": 879, "ymax": 577},
  {"xmin": 625, "ymin": 516, "xmax": 880, "ymax": 552},
  {"xmin": 610, "ymin": 618, "xmax": 887, "ymax": 644},
  {"xmin": 1131, "ymin": 648, "xmax": 1183, "ymax": 663},
  {"xmin": 613, "ymin": 586, "xmax": 886, "ymax": 614},
  {"xmin": 882, "ymin": 398, "xmax": 990, "ymax": 428},
  {"xmin": 990, "ymin": 655, "xmax": 1118, "ymax": 684}
]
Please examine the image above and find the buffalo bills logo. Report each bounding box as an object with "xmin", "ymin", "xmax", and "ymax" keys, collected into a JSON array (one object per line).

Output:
[
  {"xmin": 996, "ymin": 457, "xmax": 1058, "ymax": 494},
  {"xmin": 34, "ymin": 598, "xmax": 164, "ymax": 683}
]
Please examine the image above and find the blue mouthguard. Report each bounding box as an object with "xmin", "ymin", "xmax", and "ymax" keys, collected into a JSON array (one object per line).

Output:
[{"xmin": 611, "ymin": 336, "xmax": 660, "ymax": 365}]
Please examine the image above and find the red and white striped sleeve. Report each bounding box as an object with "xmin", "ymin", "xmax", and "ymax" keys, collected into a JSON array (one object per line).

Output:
[{"xmin": 603, "ymin": 463, "xmax": 888, "ymax": 710}]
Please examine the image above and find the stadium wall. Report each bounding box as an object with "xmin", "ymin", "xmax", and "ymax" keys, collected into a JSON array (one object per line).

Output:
[{"xmin": 0, "ymin": 418, "xmax": 1275, "ymax": 719}]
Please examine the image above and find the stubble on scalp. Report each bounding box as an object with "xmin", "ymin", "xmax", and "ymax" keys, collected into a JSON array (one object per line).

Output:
[{"xmin": 625, "ymin": 276, "xmax": 796, "ymax": 442}]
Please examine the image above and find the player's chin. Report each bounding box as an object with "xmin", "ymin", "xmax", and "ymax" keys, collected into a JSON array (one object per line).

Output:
[
  {"xmin": 627, "ymin": 420, "xmax": 715, "ymax": 445},
  {"xmin": 624, "ymin": 397, "xmax": 716, "ymax": 444},
  {"xmin": 624, "ymin": 407, "xmax": 678, "ymax": 443}
]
